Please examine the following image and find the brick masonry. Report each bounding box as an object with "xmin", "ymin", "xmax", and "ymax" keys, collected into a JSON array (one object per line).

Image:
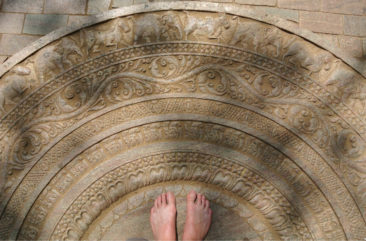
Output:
[
  {"xmin": 0, "ymin": 34, "xmax": 40, "ymax": 55},
  {"xmin": 321, "ymin": 0, "xmax": 366, "ymax": 15},
  {"xmin": 300, "ymin": 11, "xmax": 343, "ymax": 34},
  {"xmin": 67, "ymin": 15, "xmax": 94, "ymax": 26},
  {"xmin": 0, "ymin": 13, "xmax": 24, "ymax": 34},
  {"xmin": 1, "ymin": 0, "xmax": 44, "ymax": 13},
  {"xmin": 0, "ymin": 0, "xmax": 365, "ymax": 60},
  {"xmin": 344, "ymin": 15, "xmax": 366, "ymax": 36},
  {"xmin": 88, "ymin": 0, "xmax": 112, "ymax": 14},
  {"xmin": 112, "ymin": 0, "xmax": 134, "ymax": 8},
  {"xmin": 23, "ymin": 14, "xmax": 68, "ymax": 35},
  {"xmin": 235, "ymin": 0, "xmax": 276, "ymax": 6},
  {"xmin": 278, "ymin": 0, "xmax": 321, "ymax": 11},
  {"xmin": 254, "ymin": 6, "xmax": 299, "ymax": 22},
  {"xmin": 44, "ymin": 0, "xmax": 87, "ymax": 15},
  {"xmin": 338, "ymin": 35, "xmax": 363, "ymax": 57}
]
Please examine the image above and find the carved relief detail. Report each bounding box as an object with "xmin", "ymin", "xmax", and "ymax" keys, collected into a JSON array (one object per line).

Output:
[
  {"xmin": 49, "ymin": 152, "xmax": 311, "ymax": 241},
  {"xmin": 19, "ymin": 120, "xmax": 346, "ymax": 240},
  {"xmin": 82, "ymin": 184, "xmax": 274, "ymax": 240},
  {"xmin": 0, "ymin": 9, "xmax": 365, "ymax": 241},
  {"xmin": 1, "ymin": 51, "xmax": 365, "ymax": 225},
  {"xmin": 1, "ymin": 96, "xmax": 364, "ymax": 240}
]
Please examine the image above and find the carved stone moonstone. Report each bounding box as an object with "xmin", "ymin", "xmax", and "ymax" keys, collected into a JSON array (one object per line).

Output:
[{"xmin": 0, "ymin": 5, "xmax": 366, "ymax": 241}]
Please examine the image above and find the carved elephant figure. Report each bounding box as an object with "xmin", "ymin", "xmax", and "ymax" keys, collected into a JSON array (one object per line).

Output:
[
  {"xmin": 104, "ymin": 17, "xmax": 133, "ymax": 47},
  {"xmin": 261, "ymin": 28, "xmax": 284, "ymax": 57},
  {"xmin": 325, "ymin": 67, "xmax": 359, "ymax": 100},
  {"xmin": 34, "ymin": 38, "xmax": 83, "ymax": 82},
  {"xmin": 133, "ymin": 14, "xmax": 163, "ymax": 44},
  {"xmin": 83, "ymin": 17, "xmax": 133, "ymax": 54},
  {"xmin": 184, "ymin": 12, "xmax": 230, "ymax": 40},
  {"xmin": 283, "ymin": 40, "xmax": 308, "ymax": 64},
  {"xmin": 283, "ymin": 40, "xmax": 332, "ymax": 74},
  {"xmin": 160, "ymin": 13, "xmax": 183, "ymax": 40},
  {"xmin": 82, "ymin": 29, "xmax": 105, "ymax": 54},
  {"xmin": 230, "ymin": 21, "xmax": 264, "ymax": 51},
  {"xmin": 0, "ymin": 66, "xmax": 31, "ymax": 113},
  {"xmin": 327, "ymin": 66, "xmax": 366, "ymax": 116},
  {"xmin": 59, "ymin": 38, "xmax": 83, "ymax": 65},
  {"xmin": 237, "ymin": 26, "xmax": 291, "ymax": 58}
]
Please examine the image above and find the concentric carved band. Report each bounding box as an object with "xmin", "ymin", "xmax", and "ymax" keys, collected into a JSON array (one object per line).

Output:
[
  {"xmin": 0, "ymin": 9, "xmax": 366, "ymax": 241},
  {"xmin": 49, "ymin": 151, "xmax": 312, "ymax": 240},
  {"xmin": 21, "ymin": 119, "xmax": 344, "ymax": 240}
]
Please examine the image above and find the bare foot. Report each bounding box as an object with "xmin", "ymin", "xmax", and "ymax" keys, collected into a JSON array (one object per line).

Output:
[
  {"xmin": 182, "ymin": 190, "xmax": 212, "ymax": 241},
  {"xmin": 150, "ymin": 192, "xmax": 177, "ymax": 241}
]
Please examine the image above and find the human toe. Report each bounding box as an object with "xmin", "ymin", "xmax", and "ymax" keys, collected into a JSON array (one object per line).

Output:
[
  {"xmin": 201, "ymin": 195, "xmax": 206, "ymax": 205},
  {"xmin": 187, "ymin": 190, "xmax": 197, "ymax": 203},
  {"xmin": 167, "ymin": 192, "xmax": 176, "ymax": 205},
  {"xmin": 162, "ymin": 193, "xmax": 167, "ymax": 206},
  {"xmin": 197, "ymin": 193, "xmax": 203, "ymax": 205},
  {"xmin": 157, "ymin": 194, "xmax": 162, "ymax": 208},
  {"xmin": 204, "ymin": 199, "xmax": 210, "ymax": 209}
]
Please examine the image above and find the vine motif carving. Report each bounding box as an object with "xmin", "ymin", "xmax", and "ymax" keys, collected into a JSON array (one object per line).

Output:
[
  {"xmin": 0, "ymin": 94, "xmax": 363, "ymax": 239},
  {"xmin": 0, "ymin": 9, "xmax": 365, "ymax": 241},
  {"xmin": 19, "ymin": 120, "xmax": 344, "ymax": 241},
  {"xmin": 0, "ymin": 55, "xmax": 348, "ymax": 172},
  {"xmin": 2, "ymin": 52, "xmax": 365, "ymax": 217}
]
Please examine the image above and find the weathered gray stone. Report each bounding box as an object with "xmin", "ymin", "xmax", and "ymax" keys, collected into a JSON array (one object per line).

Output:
[
  {"xmin": 1, "ymin": 0, "xmax": 43, "ymax": 13},
  {"xmin": 112, "ymin": 0, "xmax": 134, "ymax": 8},
  {"xmin": 0, "ymin": 13, "xmax": 24, "ymax": 34},
  {"xmin": 205, "ymin": 0, "xmax": 233, "ymax": 2},
  {"xmin": 255, "ymin": 6, "xmax": 299, "ymax": 22},
  {"xmin": 134, "ymin": 0, "xmax": 149, "ymax": 4},
  {"xmin": 317, "ymin": 33, "xmax": 339, "ymax": 49},
  {"xmin": 68, "ymin": 15, "xmax": 94, "ymax": 26},
  {"xmin": 88, "ymin": 0, "xmax": 111, "ymax": 14},
  {"xmin": 338, "ymin": 35, "xmax": 363, "ymax": 57},
  {"xmin": 0, "ymin": 7, "xmax": 366, "ymax": 241},
  {"xmin": 344, "ymin": 15, "xmax": 366, "ymax": 37},
  {"xmin": 300, "ymin": 11, "xmax": 343, "ymax": 34},
  {"xmin": 23, "ymin": 14, "xmax": 68, "ymax": 35},
  {"xmin": 321, "ymin": 0, "xmax": 366, "ymax": 15},
  {"xmin": 0, "ymin": 55, "xmax": 8, "ymax": 64},
  {"xmin": 278, "ymin": 0, "xmax": 321, "ymax": 11},
  {"xmin": 363, "ymin": 38, "xmax": 366, "ymax": 57},
  {"xmin": 235, "ymin": 0, "xmax": 276, "ymax": 6},
  {"xmin": 0, "ymin": 34, "xmax": 39, "ymax": 55},
  {"xmin": 44, "ymin": 0, "xmax": 87, "ymax": 14}
]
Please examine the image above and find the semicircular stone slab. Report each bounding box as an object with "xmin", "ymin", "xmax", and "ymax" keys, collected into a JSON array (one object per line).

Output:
[{"xmin": 0, "ymin": 6, "xmax": 366, "ymax": 241}]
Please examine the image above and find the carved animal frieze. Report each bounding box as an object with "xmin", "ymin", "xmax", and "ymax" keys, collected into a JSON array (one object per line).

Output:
[
  {"xmin": 0, "ymin": 66, "xmax": 31, "ymax": 114},
  {"xmin": 0, "ymin": 9, "xmax": 366, "ymax": 241},
  {"xmin": 183, "ymin": 12, "xmax": 231, "ymax": 41},
  {"xmin": 34, "ymin": 38, "xmax": 83, "ymax": 83}
]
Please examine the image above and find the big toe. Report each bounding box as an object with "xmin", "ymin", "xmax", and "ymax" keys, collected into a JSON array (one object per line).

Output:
[
  {"xmin": 167, "ymin": 192, "xmax": 176, "ymax": 205},
  {"xmin": 187, "ymin": 190, "xmax": 197, "ymax": 203}
]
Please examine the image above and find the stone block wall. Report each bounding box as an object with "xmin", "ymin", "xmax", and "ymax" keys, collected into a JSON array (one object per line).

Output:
[{"xmin": 0, "ymin": 0, "xmax": 365, "ymax": 64}]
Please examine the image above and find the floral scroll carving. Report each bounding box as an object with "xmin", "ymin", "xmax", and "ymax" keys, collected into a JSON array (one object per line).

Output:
[{"xmin": 0, "ymin": 7, "xmax": 366, "ymax": 241}]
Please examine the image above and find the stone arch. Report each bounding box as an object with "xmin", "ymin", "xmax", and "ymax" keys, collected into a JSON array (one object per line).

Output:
[{"xmin": 0, "ymin": 2, "xmax": 366, "ymax": 240}]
